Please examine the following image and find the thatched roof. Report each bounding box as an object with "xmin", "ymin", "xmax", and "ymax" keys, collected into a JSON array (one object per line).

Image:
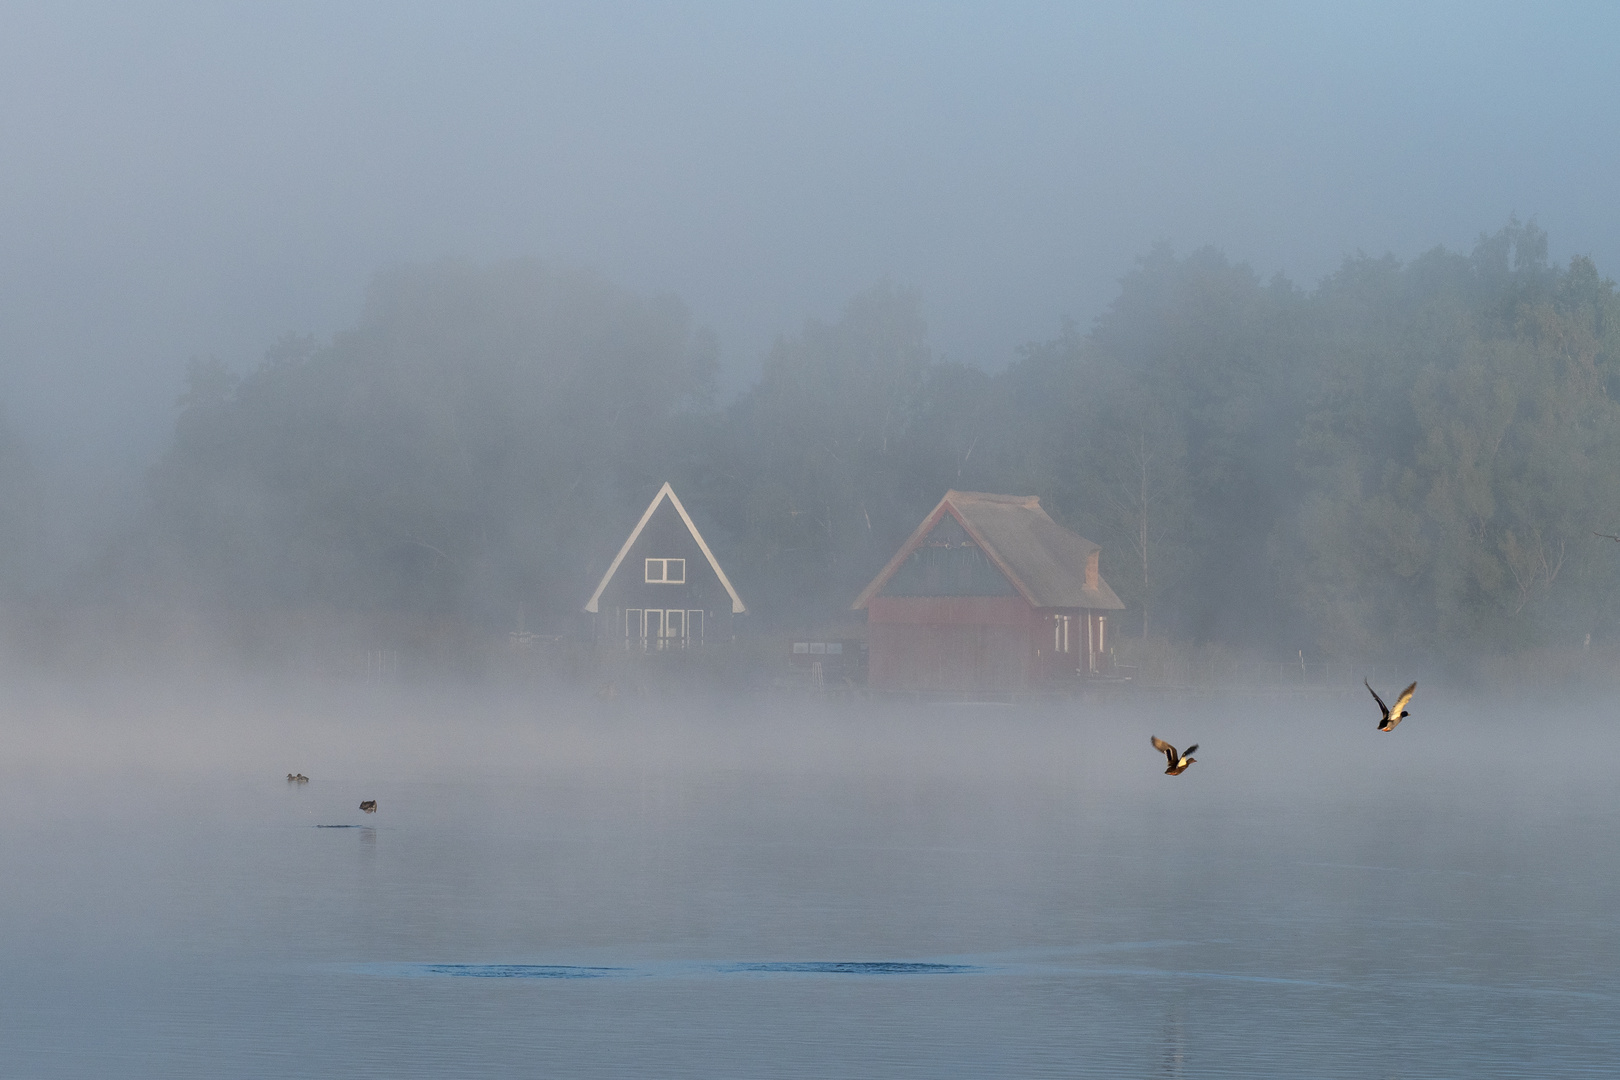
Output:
[{"xmin": 852, "ymin": 490, "xmax": 1124, "ymax": 611}]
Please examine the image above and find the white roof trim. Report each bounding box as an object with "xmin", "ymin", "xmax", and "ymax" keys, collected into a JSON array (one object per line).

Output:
[{"xmin": 583, "ymin": 482, "xmax": 746, "ymax": 614}]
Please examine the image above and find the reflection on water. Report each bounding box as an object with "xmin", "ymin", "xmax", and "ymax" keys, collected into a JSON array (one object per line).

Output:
[
  {"xmin": 1160, "ymin": 1007, "xmax": 1186, "ymax": 1080},
  {"xmin": 0, "ymin": 679, "xmax": 1616, "ymax": 1078}
]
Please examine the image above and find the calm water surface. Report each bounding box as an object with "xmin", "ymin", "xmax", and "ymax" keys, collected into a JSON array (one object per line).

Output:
[{"xmin": 0, "ymin": 679, "xmax": 1615, "ymax": 1078}]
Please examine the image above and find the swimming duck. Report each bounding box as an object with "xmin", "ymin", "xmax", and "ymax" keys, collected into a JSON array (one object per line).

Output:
[
  {"xmin": 1150, "ymin": 736, "xmax": 1197, "ymax": 775},
  {"xmin": 286, "ymin": 773, "xmax": 309, "ymax": 784},
  {"xmin": 1365, "ymin": 679, "xmax": 1416, "ymax": 732},
  {"xmin": 359, "ymin": 800, "xmax": 377, "ymax": 813}
]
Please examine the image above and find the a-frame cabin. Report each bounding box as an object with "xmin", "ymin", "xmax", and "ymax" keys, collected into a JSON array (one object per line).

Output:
[
  {"xmin": 584, "ymin": 483, "xmax": 746, "ymax": 649},
  {"xmin": 852, "ymin": 490, "xmax": 1124, "ymax": 692}
]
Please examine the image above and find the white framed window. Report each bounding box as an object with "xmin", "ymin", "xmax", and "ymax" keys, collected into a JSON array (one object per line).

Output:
[{"xmin": 645, "ymin": 557, "xmax": 686, "ymax": 584}]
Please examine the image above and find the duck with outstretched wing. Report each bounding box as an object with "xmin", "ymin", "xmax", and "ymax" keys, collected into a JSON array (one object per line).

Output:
[{"xmin": 1365, "ymin": 679, "xmax": 1416, "ymax": 732}]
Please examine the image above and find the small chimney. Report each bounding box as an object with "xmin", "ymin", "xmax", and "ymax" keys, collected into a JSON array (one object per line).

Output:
[{"xmin": 1085, "ymin": 550, "xmax": 1099, "ymax": 591}]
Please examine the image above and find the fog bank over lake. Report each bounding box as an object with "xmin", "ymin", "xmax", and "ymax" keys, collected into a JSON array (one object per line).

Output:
[{"xmin": 2, "ymin": 4, "xmax": 1618, "ymax": 1074}]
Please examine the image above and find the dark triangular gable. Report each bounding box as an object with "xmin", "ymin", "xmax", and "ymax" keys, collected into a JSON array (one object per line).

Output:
[
  {"xmin": 877, "ymin": 514, "xmax": 1018, "ymax": 597},
  {"xmin": 853, "ymin": 492, "xmax": 1041, "ymax": 609},
  {"xmin": 583, "ymin": 483, "xmax": 746, "ymax": 614}
]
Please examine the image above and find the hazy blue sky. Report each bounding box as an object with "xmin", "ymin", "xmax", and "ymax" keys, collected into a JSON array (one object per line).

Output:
[{"xmin": 2, "ymin": 2, "xmax": 1618, "ymax": 480}]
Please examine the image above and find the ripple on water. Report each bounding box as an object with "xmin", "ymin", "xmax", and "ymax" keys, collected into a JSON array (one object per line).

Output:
[
  {"xmin": 720, "ymin": 962, "xmax": 981, "ymax": 975},
  {"xmin": 373, "ymin": 960, "xmax": 984, "ymax": 979},
  {"xmin": 419, "ymin": 964, "xmax": 630, "ymax": 979}
]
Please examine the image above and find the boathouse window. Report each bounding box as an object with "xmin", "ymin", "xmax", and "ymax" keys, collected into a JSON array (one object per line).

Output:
[
  {"xmin": 645, "ymin": 558, "xmax": 685, "ymax": 584},
  {"xmin": 792, "ymin": 642, "xmax": 843, "ymax": 655}
]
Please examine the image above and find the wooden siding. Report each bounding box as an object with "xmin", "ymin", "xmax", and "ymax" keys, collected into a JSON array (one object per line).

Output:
[
  {"xmin": 867, "ymin": 596, "xmax": 1112, "ymax": 691},
  {"xmin": 867, "ymin": 595, "xmax": 1035, "ymax": 691}
]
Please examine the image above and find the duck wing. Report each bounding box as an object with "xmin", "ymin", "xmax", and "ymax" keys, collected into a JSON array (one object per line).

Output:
[
  {"xmin": 1181, "ymin": 744, "xmax": 1198, "ymax": 759},
  {"xmin": 1150, "ymin": 736, "xmax": 1177, "ymax": 764},
  {"xmin": 1364, "ymin": 679, "xmax": 1388, "ymax": 717},
  {"xmin": 1391, "ymin": 682, "xmax": 1416, "ymax": 715}
]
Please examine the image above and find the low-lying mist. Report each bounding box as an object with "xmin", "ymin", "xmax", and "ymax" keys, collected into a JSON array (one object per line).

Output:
[{"xmin": 2, "ymin": 678, "xmax": 1613, "ymax": 1076}]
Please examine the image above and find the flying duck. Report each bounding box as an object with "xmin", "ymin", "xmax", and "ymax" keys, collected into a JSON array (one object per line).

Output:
[
  {"xmin": 1150, "ymin": 736, "xmax": 1198, "ymax": 775},
  {"xmin": 1365, "ymin": 679, "xmax": 1416, "ymax": 732},
  {"xmin": 359, "ymin": 800, "xmax": 377, "ymax": 813}
]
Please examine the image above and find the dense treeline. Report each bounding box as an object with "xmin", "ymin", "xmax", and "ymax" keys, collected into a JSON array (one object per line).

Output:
[
  {"xmin": 717, "ymin": 221, "xmax": 1620, "ymax": 659},
  {"xmin": 48, "ymin": 221, "xmax": 1620, "ymax": 662},
  {"xmin": 134, "ymin": 262, "xmax": 716, "ymax": 626}
]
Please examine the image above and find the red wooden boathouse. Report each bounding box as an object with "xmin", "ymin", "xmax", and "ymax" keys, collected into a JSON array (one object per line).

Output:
[{"xmin": 852, "ymin": 491, "xmax": 1124, "ymax": 692}]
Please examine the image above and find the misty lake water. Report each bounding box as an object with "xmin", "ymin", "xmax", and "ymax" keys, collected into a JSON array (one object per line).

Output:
[{"xmin": 1, "ymin": 678, "xmax": 1616, "ymax": 1078}]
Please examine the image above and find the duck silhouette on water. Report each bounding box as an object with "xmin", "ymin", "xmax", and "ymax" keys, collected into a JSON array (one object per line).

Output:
[
  {"xmin": 286, "ymin": 773, "xmax": 308, "ymax": 784},
  {"xmin": 1365, "ymin": 679, "xmax": 1416, "ymax": 732},
  {"xmin": 1150, "ymin": 736, "xmax": 1197, "ymax": 776},
  {"xmin": 359, "ymin": 800, "xmax": 377, "ymax": 813}
]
